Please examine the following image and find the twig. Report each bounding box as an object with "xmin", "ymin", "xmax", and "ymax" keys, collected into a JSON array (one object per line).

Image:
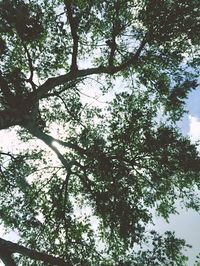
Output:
[{"xmin": 0, "ymin": 151, "xmax": 16, "ymax": 160}]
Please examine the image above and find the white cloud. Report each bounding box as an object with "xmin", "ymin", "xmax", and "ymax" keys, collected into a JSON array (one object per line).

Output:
[{"xmin": 188, "ymin": 115, "xmax": 200, "ymax": 144}]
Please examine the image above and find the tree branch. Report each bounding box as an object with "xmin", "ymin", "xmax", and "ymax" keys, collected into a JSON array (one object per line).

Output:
[
  {"xmin": 25, "ymin": 123, "xmax": 72, "ymax": 171},
  {"xmin": 41, "ymin": 78, "xmax": 84, "ymax": 99},
  {"xmin": 0, "ymin": 238, "xmax": 71, "ymax": 266},
  {"xmin": 64, "ymin": 0, "xmax": 79, "ymax": 74},
  {"xmin": 50, "ymin": 137, "xmax": 90, "ymax": 157},
  {"xmin": 0, "ymin": 109, "xmax": 30, "ymax": 130},
  {"xmin": 27, "ymin": 38, "xmax": 146, "ymax": 103},
  {"xmin": 107, "ymin": 0, "xmax": 121, "ymax": 67},
  {"xmin": 0, "ymin": 248, "xmax": 17, "ymax": 266},
  {"xmin": 56, "ymin": 94, "xmax": 85, "ymax": 127},
  {"xmin": 22, "ymin": 44, "xmax": 36, "ymax": 91},
  {"xmin": 0, "ymin": 38, "xmax": 146, "ymax": 131},
  {"xmin": 24, "ymin": 123, "xmax": 99, "ymax": 207},
  {"xmin": 0, "ymin": 75, "xmax": 14, "ymax": 107},
  {"xmin": 112, "ymin": 38, "xmax": 147, "ymax": 72},
  {"xmin": 0, "ymin": 151, "xmax": 16, "ymax": 160}
]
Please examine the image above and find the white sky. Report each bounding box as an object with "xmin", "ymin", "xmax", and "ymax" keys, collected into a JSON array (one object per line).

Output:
[{"xmin": 189, "ymin": 115, "xmax": 200, "ymax": 145}]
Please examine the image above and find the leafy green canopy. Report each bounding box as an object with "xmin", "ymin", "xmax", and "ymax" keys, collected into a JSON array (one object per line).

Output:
[{"xmin": 0, "ymin": 0, "xmax": 200, "ymax": 265}]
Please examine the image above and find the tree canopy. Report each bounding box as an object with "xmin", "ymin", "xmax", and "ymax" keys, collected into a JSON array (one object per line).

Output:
[{"xmin": 0, "ymin": 0, "xmax": 200, "ymax": 265}]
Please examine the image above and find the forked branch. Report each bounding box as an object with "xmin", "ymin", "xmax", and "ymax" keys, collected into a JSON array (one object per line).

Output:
[{"xmin": 27, "ymin": 37, "xmax": 147, "ymax": 104}]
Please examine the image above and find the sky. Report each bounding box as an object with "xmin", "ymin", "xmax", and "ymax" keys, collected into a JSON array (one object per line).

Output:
[
  {"xmin": 154, "ymin": 89, "xmax": 200, "ymax": 266},
  {"xmin": 0, "ymin": 87, "xmax": 200, "ymax": 265}
]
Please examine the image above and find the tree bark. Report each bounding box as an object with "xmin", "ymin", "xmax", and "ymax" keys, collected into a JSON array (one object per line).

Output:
[
  {"xmin": 0, "ymin": 238, "xmax": 71, "ymax": 266},
  {"xmin": 25, "ymin": 123, "xmax": 71, "ymax": 169},
  {"xmin": 0, "ymin": 248, "xmax": 17, "ymax": 266},
  {"xmin": 0, "ymin": 109, "xmax": 30, "ymax": 130}
]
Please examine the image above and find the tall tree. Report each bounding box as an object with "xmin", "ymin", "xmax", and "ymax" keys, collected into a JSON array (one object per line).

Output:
[{"xmin": 0, "ymin": 0, "xmax": 200, "ymax": 265}]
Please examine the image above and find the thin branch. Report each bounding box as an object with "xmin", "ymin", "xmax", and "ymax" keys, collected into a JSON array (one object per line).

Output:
[
  {"xmin": 24, "ymin": 166, "xmax": 64, "ymax": 182},
  {"xmin": 24, "ymin": 125, "xmax": 89, "ymax": 157},
  {"xmin": 84, "ymin": 76, "xmax": 107, "ymax": 88},
  {"xmin": 55, "ymin": 11, "xmax": 66, "ymax": 19},
  {"xmin": 31, "ymin": 125, "xmax": 86, "ymax": 157},
  {"xmin": 0, "ymin": 152, "xmax": 16, "ymax": 160},
  {"xmin": 22, "ymin": 44, "xmax": 36, "ymax": 91},
  {"xmin": 79, "ymin": 90, "xmax": 106, "ymax": 104},
  {"xmin": 134, "ymin": 167, "xmax": 156, "ymax": 189},
  {"xmin": 23, "ymin": 127, "xmax": 106, "ymax": 169},
  {"xmin": 56, "ymin": 94, "xmax": 85, "ymax": 127}
]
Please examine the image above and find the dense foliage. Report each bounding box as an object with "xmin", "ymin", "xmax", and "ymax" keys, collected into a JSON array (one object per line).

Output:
[{"xmin": 0, "ymin": 0, "xmax": 200, "ymax": 265}]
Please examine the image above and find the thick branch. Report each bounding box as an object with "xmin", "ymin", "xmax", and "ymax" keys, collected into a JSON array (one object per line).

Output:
[
  {"xmin": 27, "ymin": 39, "xmax": 146, "ymax": 103},
  {"xmin": 108, "ymin": 0, "xmax": 121, "ymax": 66},
  {"xmin": 25, "ymin": 123, "xmax": 71, "ymax": 171},
  {"xmin": 26, "ymin": 123, "xmax": 91, "ymax": 159},
  {"xmin": 0, "ymin": 238, "xmax": 71, "ymax": 266},
  {"xmin": 0, "ymin": 248, "xmax": 17, "ymax": 266},
  {"xmin": 0, "ymin": 39, "xmax": 146, "ymax": 131},
  {"xmin": 0, "ymin": 75, "xmax": 14, "ymax": 106},
  {"xmin": 64, "ymin": 0, "xmax": 79, "ymax": 73},
  {"xmin": 23, "ymin": 45, "xmax": 34, "ymax": 80},
  {"xmin": 107, "ymin": 39, "xmax": 117, "ymax": 67},
  {"xmin": 0, "ymin": 109, "xmax": 30, "ymax": 130}
]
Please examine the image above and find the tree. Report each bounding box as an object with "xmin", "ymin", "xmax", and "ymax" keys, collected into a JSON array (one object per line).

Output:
[{"xmin": 0, "ymin": 0, "xmax": 200, "ymax": 265}]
